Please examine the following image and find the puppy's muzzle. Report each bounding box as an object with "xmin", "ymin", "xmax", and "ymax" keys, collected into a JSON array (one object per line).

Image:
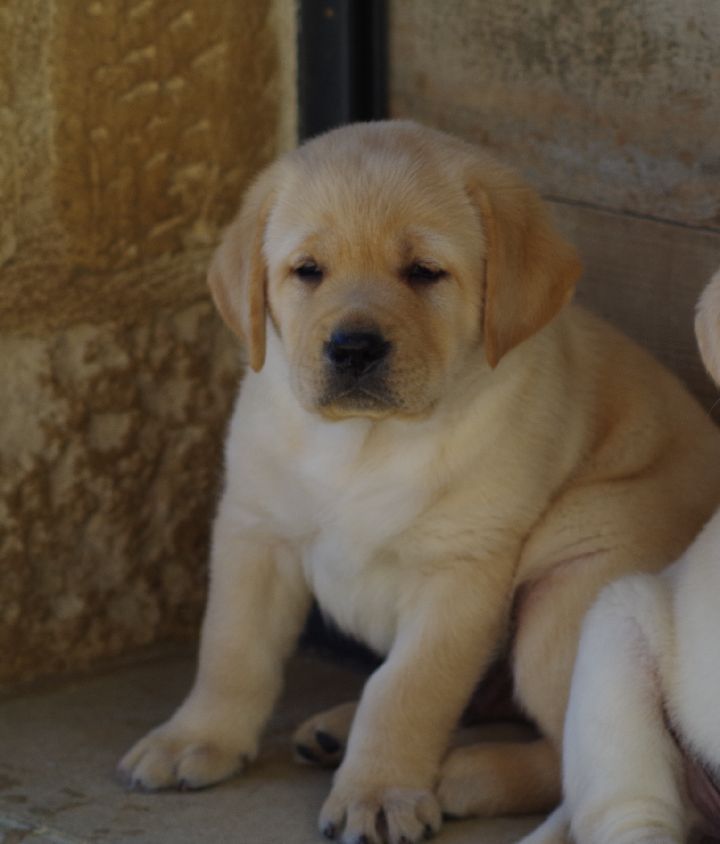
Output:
[{"xmin": 324, "ymin": 329, "xmax": 391, "ymax": 379}]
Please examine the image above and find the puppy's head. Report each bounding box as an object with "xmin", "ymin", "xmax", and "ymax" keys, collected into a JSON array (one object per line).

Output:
[
  {"xmin": 209, "ymin": 121, "xmax": 581, "ymax": 420},
  {"xmin": 696, "ymin": 267, "xmax": 720, "ymax": 387}
]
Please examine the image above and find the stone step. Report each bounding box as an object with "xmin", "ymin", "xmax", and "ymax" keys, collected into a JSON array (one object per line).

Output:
[{"xmin": 0, "ymin": 653, "xmax": 539, "ymax": 844}]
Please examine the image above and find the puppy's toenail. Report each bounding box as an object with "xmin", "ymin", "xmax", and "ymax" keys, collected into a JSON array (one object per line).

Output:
[
  {"xmin": 315, "ymin": 731, "xmax": 341, "ymax": 754},
  {"xmin": 322, "ymin": 822, "xmax": 336, "ymax": 839},
  {"xmin": 423, "ymin": 825, "xmax": 435, "ymax": 839}
]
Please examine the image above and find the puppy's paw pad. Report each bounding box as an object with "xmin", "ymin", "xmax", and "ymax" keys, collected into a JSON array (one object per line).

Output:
[
  {"xmin": 293, "ymin": 729, "xmax": 344, "ymax": 767},
  {"xmin": 292, "ymin": 703, "xmax": 356, "ymax": 768},
  {"xmin": 295, "ymin": 743, "xmax": 322, "ymax": 764},
  {"xmin": 316, "ymin": 730, "xmax": 342, "ymax": 754}
]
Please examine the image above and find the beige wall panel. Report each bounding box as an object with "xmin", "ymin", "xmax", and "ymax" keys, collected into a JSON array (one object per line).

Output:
[
  {"xmin": 390, "ymin": 0, "xmax": 720, "ymax": 230},
  {"xmin": 552, "ymin": 202, "xmax": 720, "ymax": 408}
]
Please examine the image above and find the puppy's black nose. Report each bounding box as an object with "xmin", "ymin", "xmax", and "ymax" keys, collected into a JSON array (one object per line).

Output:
[{"xmin": 324, "ymin": 330, "xmax": 391, "ymax": 377}]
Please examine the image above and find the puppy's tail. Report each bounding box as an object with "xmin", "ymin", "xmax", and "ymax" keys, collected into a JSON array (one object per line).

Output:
[{"xmin": 517, "ymin": 805, "xmax": 569, "ymax": 844}]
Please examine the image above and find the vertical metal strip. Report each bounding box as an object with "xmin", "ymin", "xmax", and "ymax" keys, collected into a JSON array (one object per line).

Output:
[{"xmin": 298, "ymin": 0, "xmax": 387, "ymax": 142}]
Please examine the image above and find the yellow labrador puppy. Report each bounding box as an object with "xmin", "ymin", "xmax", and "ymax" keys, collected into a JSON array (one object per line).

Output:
[
  {"xmin": 521, "ymin": 267, "xmax": 720, "ymax": 844},
  {"xmin": 119, "ymin": 122, "xmax": 720, "ymax": 844}
]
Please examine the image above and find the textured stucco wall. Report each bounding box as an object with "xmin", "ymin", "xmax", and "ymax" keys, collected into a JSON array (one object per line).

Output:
[
  {"xmin": 390, "ymin": 0, "xmax": 720, "ymax": 229},
  {"xmin": 0, "ymin": 0, "xmax": 292, "ymax": 328},
  {"xmin": 0, "ymin": 0, "xmax": 296, "ymax": 686},
  {"xmin": 1, "ymin": 0, "xmax": 295, "ymax": 331},
  {"xmin": 1, "ymin": 304, "xmax": 238, "ymax": 684}
]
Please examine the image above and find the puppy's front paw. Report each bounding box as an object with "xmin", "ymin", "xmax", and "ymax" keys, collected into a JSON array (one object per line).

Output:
[
  {"xmin": 118, "ymin": 720, "xmax": 255, "ymax": 791},
  {"xmin": 319, "ymin": 782, "xmax": 441, "ymax": 844}
]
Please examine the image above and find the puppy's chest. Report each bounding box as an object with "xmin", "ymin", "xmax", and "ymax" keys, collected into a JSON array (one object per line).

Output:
[
  {"xmin": 303, "ymin": 527, "xmax": 406, "ymax": 655},
  {"xmin": 292, "ymin": 443, "xmax": 435, "ymax": 654}
]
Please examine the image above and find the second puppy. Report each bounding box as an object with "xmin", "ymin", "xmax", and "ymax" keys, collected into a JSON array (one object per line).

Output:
[{"xmin": 521, "ymin": 266, "xmax": 720, "ymax": 844}]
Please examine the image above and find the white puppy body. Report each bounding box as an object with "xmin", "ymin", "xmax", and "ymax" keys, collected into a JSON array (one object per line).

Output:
[
  {"xmin": 672, "ymin": 518, "xmax": 720, "ymax": 782},
  {"xmin": 528, "ymin": 518, "xmax": 720, "ymax": 844},
  {"xmin": 522, "ymin": 269, "xmax": 720, "ymax": 844}
]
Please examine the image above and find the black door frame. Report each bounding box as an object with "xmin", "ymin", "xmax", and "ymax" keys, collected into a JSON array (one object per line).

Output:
[{"xmin": 297, "ymin": 0, "xmax": 388, "ymax": 141}]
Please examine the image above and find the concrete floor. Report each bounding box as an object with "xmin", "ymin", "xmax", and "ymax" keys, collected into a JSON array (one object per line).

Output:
[{"xmin": 0, "ymin": 651, "xmax": 541, "ymax": 844}]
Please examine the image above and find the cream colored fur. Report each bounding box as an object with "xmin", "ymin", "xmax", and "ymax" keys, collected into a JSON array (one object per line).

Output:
[
  {"xmin": 119, "ymin": 123, "xmax": 720, "ymax": 844},
  {"xmin": 520, "ymin": 266, "xmax": 720, "ymax": 844}
]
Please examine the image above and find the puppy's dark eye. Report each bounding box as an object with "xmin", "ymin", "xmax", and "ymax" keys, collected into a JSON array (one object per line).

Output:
[
  {"xmin": 294, "ymin": 261, "xmax": 324, "ymax": 283},
  {"xmin": 406, "ymin": 263, "xmax": 447, "ymax": 285}
]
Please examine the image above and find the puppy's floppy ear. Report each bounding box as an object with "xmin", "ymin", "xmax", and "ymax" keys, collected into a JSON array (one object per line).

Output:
[
  {"xmin": 468, "ymin": 168, "xmax": 582, "ymax": 367},
  {"xmin": 695, "ymin": 266, "xmax": 720, "ymax": 387},
  {"xmin": 207, "ymin": 163, "xmax": 280, "ymax": 372}
]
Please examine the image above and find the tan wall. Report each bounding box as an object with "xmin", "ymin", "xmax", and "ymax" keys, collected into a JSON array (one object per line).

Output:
[
  {"xmin": 390, "ymin": 0, "xmax": 720, "ymax": 406},
  {"xmin": 0, "ymin": 0, "xmax": 296, "ymax": 686}
]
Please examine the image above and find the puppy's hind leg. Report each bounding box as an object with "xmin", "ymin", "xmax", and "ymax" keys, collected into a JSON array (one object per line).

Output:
[
  {"xmin": 562, "ymin": 576, "xmax": 687, "ymax": 844},
  {"xmin": 293, "ymin": 701, "xmax": 357, "ymax": 768},
  {"xmin": 437, "ymin": 736, "xmax": 561, "ymax": 818}
]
